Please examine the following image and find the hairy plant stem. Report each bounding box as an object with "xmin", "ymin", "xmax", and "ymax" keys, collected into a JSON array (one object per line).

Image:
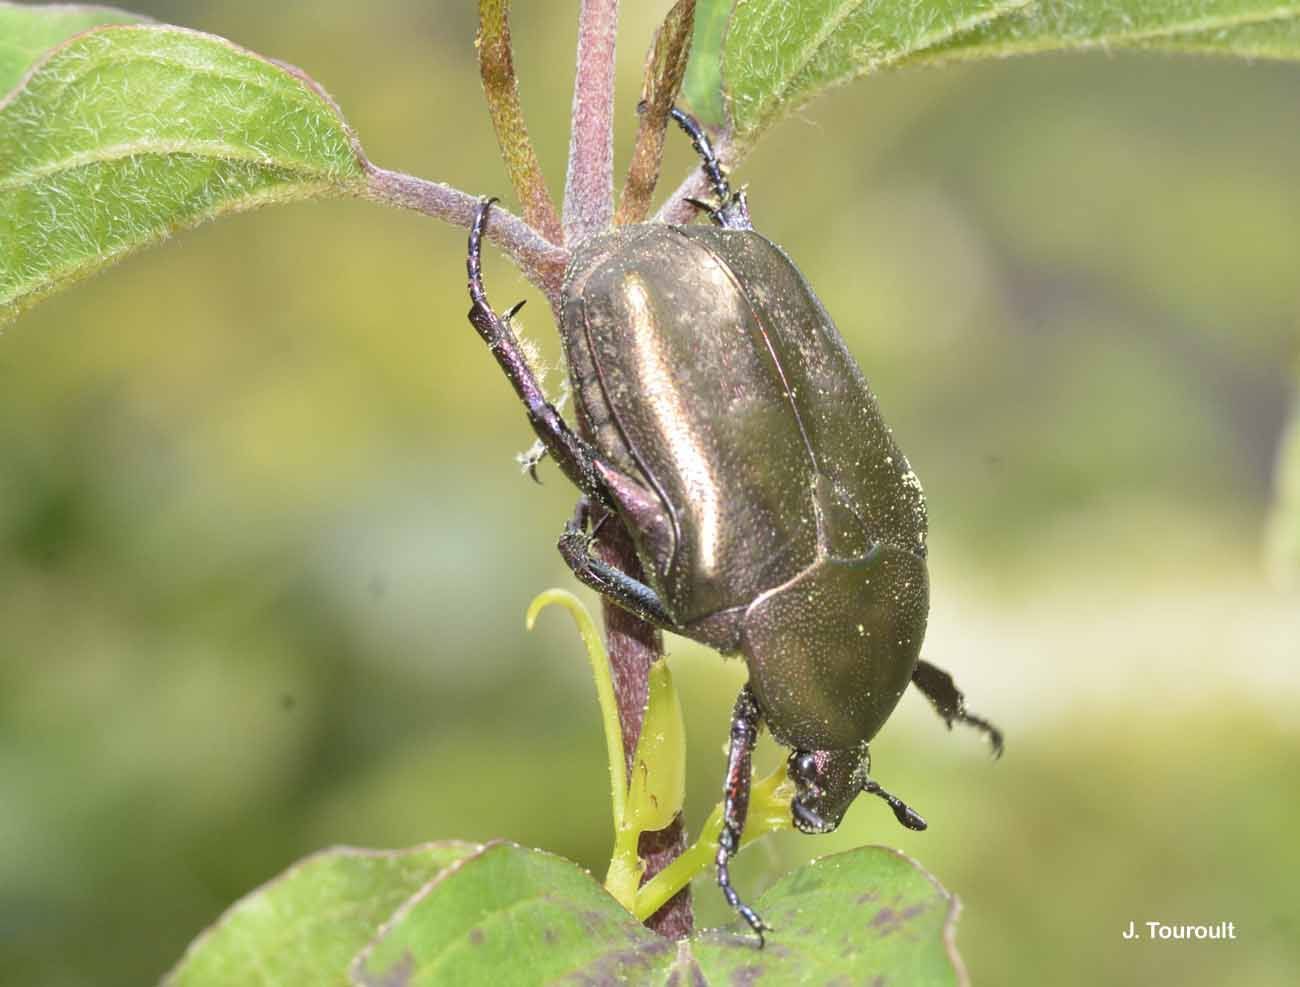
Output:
[
  {"xmin": 616, "ymin": 0, "xmax": 696, "ymax": 225},
  {"xmin": 563, "ymin": 0, "xmax": 619, "ymax": 243},
  {"xmin": 362, "ymin": 164, "xmax": 567, "ymax": 298},
  {"xmin": 654, "ymin": 161, "xmax": 716, "ymax": 226},
  {"xmin": 477, "ymin": 0, "xmax": 563, "ymax": 243}
]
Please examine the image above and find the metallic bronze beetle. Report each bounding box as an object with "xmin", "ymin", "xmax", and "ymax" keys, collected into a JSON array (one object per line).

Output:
[{"xmin": 465, "ymin": 110, "xmax": 1001, "ymax": 945}]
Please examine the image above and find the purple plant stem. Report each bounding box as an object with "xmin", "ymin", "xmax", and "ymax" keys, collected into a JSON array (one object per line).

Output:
[
  {"xmin": 563, "ymin": 0, "xmax": 619, "ymax": 243},
  {"xmin": 563, "ymin": 0, "xmax": 693, "ymax": 938},
  {"xmin": 653, "ymin": 164, "xmax": 714, "ymax": 227},
  {"xmin": 363, "ymin": 165, "xmax": 568, "ymax": 297}
]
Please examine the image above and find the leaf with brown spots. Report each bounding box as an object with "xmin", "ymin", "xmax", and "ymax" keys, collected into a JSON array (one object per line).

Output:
[
  {"xmin": 689, "ymin": 846, "xmax": 967, "ymax": 985},
  {"xmin": 164, "ymin": 842, "xmax": 479, "ymax": 987},
  {"xmin": 167, "ymin": 842, "xmax": 963, "ymax": 984}
]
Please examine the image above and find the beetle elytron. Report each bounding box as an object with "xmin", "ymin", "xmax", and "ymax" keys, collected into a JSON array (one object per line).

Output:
[{"xmin": 464, "ymin": 110, "xmax": 1002, "ymax": 945}]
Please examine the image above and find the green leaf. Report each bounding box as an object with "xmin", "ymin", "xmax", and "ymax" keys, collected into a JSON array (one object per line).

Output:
[
  {"xmin": 1150, "ymin": 13, "xmax": 1300, "ymax": 59},
  {"xmin": 922, "ymin": 0, "xmax": 1300, "ymax": 62},
  {"xmin": 624, "ymin": 659, "xmax": 686, "ymax": 835},
  {"xmin": 351, "ymin": 842, "xmax": 678, "ymax": 985},
  {"xmin": 695, "ymin": 0, "xmax": 1028, "ymax": 148},
  {"xmin": 0, "ymin": 1, "xmax": 149, "ymax": 93},
  {"xmin": 353, "ymin": 842, "xmax": 963, "ymax": 985},
  {"xmin": 692, "ymin": 846, "xmax": 965, "ymax": 984},
  {"xmin": 607, "ymin": 658, "xmax": 689, "ymax": 910},
  {"xmin": 683, "ymin": 0, "xmax": 1300, "ymax": 152},
  {"xmin": 0, "ymin": 23, "xmax": 368, "ymax": 324},
  {"xmin": 1266, "ymin": 391, "xmax": 1300, "ymax": 586},
  {"xmin": 680, "ymin": 0, "xmax": 730, "ymax": 127},
  {"xmin": 164, "ymin": 842, "xmax": 479, "ymax": 987},
  {"xmin": 167, "ymin": 840, "xmax": 962, "ymax": 984}
]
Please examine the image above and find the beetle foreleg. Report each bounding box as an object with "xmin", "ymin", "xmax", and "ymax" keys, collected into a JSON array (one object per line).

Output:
[
  {"xmin": 717, "ymin": 684, "xmax": 771, "ymax": 947},
  {"xmin": 911, "ymin": 659, "xmax": 1005, "ymax": 757},
  {"xmin": 556, "ymin": 518, "xmax": 676, "ymax": 629},
  {"xmin": 466, "ymin": 198, "xmax": 611, "ymax": 506}
]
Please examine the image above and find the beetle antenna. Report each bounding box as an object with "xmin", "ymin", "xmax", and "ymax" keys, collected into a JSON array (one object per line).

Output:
[{"xmin": 863, "ymin": 778, "xmax": 928, "ymax": 831}]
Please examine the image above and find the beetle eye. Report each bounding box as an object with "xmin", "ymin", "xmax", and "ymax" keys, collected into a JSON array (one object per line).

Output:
[{"xmin": 790, "ymin": 751, "xmax": 818, "ymax": 784}]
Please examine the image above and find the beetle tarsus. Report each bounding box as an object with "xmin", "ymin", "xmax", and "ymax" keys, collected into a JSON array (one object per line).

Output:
[
  {"xmin": 669, "ymin": 108, "xmax": 729, "ymax": 202},
  {"xmin": 717, "ymin": 685, "xmax": 770, "ymax": 947},
  {"xmin": 911, "ymin": 659, "xmax": 1005, "ymax": 758},
  {"xmin": 718, "ymin": 848, "xmax": 771, "ymax": 948},
  {"xmin": 670, "ymin": 108, "xmax": 753, "ymax": 231},
  {"xmin": 863, "ymin": 778, "xmax": 928, "ymax": 831}
]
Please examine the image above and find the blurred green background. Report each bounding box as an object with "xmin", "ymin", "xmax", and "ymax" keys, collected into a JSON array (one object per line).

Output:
[{"xmin": 3, "ymin": 2, "xmax": 1298, "ymax": 985}]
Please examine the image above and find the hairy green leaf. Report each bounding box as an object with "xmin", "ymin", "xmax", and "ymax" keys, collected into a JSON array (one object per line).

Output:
[
  {"xmin": 703, "ymin": 0, "xmax": 1027, "ymax": 147},
  {"xmin": 692, "ymin": 846, "xmax": 965, "ymax": 984},
  {"xmin": 165, "ymin": 840, "xmax": 962, "ymax": 984},
  {"xmin": 352, "ymin": 842, "xmax": 963, "ymax": 985},
  {"xmin": 683, "ymin": 0, "xmax": 1300, "ymax": 152},
  {"xmin": 924, "ymin": 0, "xmax": 1300, "ymax": 62},
  {"xmin": 0, "ymin": 24, "xmax": 368, "ymax": 324},
  {"xmin": 351, "ymin": 842, "xmax": 678, "ymax": 985},
  {"xmin": 164, "ymin": 842, "xmax": 478, "ymax": 987},
  {"xmin": 680, "ymin": 0, "xmax": 730, "ymax": 127},
  {"xmin": 0, "ymin": 1, "xmax": 148, "ymax": 93}
]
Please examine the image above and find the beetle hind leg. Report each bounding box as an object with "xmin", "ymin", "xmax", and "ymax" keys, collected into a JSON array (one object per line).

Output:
[
  {"xmin": 911, "ymin": 659, "xmax": 1005, "ymax": 757},
  {"xmin": 716, "ymin": 685, "xmax": 771, "ymax": 947}
]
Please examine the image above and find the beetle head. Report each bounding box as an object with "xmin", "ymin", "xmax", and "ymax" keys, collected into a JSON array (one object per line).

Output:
[
  {"xmin": 788, "ymin": 747, "xmax": 929, "ymax": 835},
  {"xmin": 787, "ymin": 748, "xmax": 867, "ymax": 834}
]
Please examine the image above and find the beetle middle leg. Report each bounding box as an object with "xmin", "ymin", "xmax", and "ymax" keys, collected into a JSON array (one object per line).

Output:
[
  {"xmin": 717, "ymin": 684, "xmax": 771, "ymax": 947},
  {"xmin": 911, "ymin": 659, "xmax": 1005, "ymax": 756},
  {"xmin": 467, "ymin": 198, "xmax": 610, "ymax": 506},
  {"xmin": 556, "ymin": 498, "xmax": 678, "ymax": 630}
]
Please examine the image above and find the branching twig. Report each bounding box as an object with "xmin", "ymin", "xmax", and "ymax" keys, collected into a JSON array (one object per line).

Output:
[
  {"xmin": 563, "ymin": 0, "xmax": 619, "ymax": 243},
  {"xmin": 362, "ymin": 165, "xmax": 568, "ymax": 298},
  {"xmin": 654, "ymin": 162, "xmax": 715, "ymax": 227}
]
